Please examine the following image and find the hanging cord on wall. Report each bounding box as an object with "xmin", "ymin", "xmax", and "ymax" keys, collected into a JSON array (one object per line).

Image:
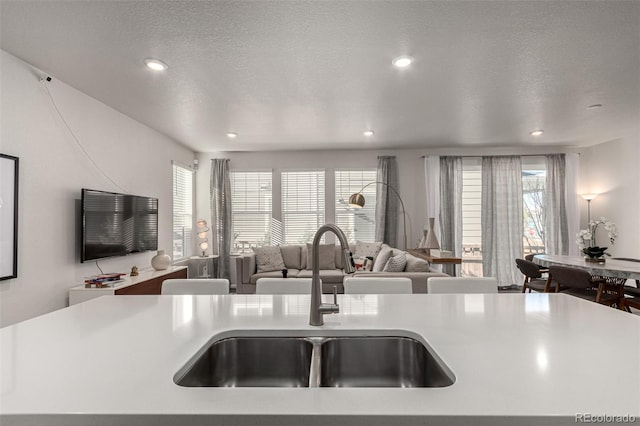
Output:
[
  {"xmin": 41, "ymin": 78, "xmax": 129, "ymax": 194},
  {"xmin": 95, "ymin": 260, "xmax": 104, "ymax": 274}
]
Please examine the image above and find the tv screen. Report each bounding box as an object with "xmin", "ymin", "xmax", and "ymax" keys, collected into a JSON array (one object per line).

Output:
[{"xmin": 81, "ymin": 189, "xmax": 158, "ymax": 262}]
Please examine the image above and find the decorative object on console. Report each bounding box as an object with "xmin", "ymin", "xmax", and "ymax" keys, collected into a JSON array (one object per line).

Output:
[
  {"xmin": 418, "ymin": 217, "xmax": 440, "ymax": 253},
  {"xmin": 282, "ymin": 269, "xmax": 288, "ymax": 278},
  {"xmin": 349, "ymin": 182, "xmax": 407, "ymax": 249},
  {"xmin": 84, "ymin": 273, "xmax": 126, "ymax": 288},
  {"xmin": 130, "ymin": 266, "xmax": 139, "ymax": 276},
  {"xmin": 576, "ymin": 217, "xmax": 618, "ymax": 264},
  {"xmin": 151, "ymin": 249, "xmax": 172, "ymax": 270},
  {"xmin": 196, "ymin": 219, "xmax": 210, "ymax": 256}
]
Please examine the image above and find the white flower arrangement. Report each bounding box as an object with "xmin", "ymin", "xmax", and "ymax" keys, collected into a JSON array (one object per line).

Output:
[{"xmin": 576, "ymin": 217, "xmax": 618, "ymax": 258}]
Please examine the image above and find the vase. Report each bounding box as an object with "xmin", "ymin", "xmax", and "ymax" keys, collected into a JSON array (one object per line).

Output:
[
  {"xmin": 420, "ymin": 217, "xmax": 440, "ymax": 252},
  {"xmin": 584, "ymin": 256, "xmax": 606, "ymax": 264},
  {"xmin": 151, "ymin": 249, "xmax": 172, "ymax": 270}
]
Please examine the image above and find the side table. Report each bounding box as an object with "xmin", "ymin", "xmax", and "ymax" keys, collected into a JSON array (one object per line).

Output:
[{"xmin": 406, "ymin": 249, "xmax": 462, "ymax": 276}]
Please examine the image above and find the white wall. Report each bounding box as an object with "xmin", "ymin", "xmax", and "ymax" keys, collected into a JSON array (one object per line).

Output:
[
  {"xmin": 195, "ymin": 146, "xmax": 580, "ymax": 250},
  {"xmin": 0, "ymin": 51, "xmax": 194, "ymax": 327},
  {"xmin": 578, "ymin": 135, "xmax": 640, "ymax": 259}
]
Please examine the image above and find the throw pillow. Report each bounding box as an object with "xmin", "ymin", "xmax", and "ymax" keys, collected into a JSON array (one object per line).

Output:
[
  {"xmin": 354, "ymin": 241, "xmax": 382, "ymax": 260},
  {"xmin": 253, "ymin": 246, "xmax": 286, "ymax": 273},
  {"xmin": 383, "ymin": 252, "xmax": 407, "ymax": 272},
  {"xmin": 305, "ymin": 243, "xmax": 336, "ymax": 270},
  {"xmin": 405, "ymin": 255, "xmax": 430, "ymax": 272},
  {"xmin": 372, "ymin": 246, "xmax": 393, "ymax": 272}
]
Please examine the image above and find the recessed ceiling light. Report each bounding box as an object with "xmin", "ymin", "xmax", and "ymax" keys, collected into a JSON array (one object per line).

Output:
[
  {"xmin": 226, "ymin": 132, "xmax": 238, "ymax": 139},
  {"xmin": 144, "ymin": 58, "xmax": 168, "ymax": 71},
  {"xmin": 392, "ymin": 56, "xmax": 413, "ymax": 68},
  {"xmin": 530, "ymin": 130, "xmax": 544, "ymax": 136},
  {"xmin": 363, "ymin": 130, "xmax": 375, "ymax": 137},
  {"xmin": 587, "ymin": 104, "xmax": 603, "ymax": 109}
]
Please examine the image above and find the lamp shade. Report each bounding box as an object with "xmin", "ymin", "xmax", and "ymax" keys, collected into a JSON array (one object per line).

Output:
[
  {"xmin": 348, "ymin": 193, "xmax": 366, "ymax": 208},
  {"xmin": 580, "ymin": 193, "xmax": 599, "ymax": 201}
]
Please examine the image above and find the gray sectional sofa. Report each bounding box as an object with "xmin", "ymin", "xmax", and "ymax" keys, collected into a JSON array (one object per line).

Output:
[{"xmin": 233, "ymin": 243, "xmax": 449, "ymax": 294}]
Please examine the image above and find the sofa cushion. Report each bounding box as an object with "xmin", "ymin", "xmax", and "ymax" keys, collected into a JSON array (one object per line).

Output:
[
  {"xmin": 253, "ymin": 246, "xmax": 286, "ymax": 273},
  {"xmin": 372, "ymin": 246, "xmax": 393, "ymax": 272},
  {"xmin": 383, "ymin": 252, "xmax": 407, "ymax": 272},
  {"xmin": 250, "ymin": 269, "xmax": 301, "ymax": 284},
  {"xmin": 280, "ymin": 245, "xmax": 303, "ymax": 269},
  {"xmin": 297, "ymin": 269, "xmax": 344, "ymax": 284},
  {"xmin": 405, "ymin": 253, "xmax": 431, "ymax": 272},
  {"xmin": 305, "ymin": 243, "xmax": 336, "ymax": 270},
  {"xmin": 334, "ymin": 243, "xmax": 356, "ymax": 270},
  {"xmin": 354, "ymin": 241, "xmax": 382, "ymax": 260}
]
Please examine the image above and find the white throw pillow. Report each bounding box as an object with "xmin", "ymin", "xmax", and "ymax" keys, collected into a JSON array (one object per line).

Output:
[
  {"xmin": 354, "ymin": 241, "xmax": 382, "ymax": 260},
  {"xmin": 253, "ymin": 246, "xmax": 286, "ymax": 273},
  {"xmin": 372, "ymin": 246, "xmax": 393, "ymax": 272},
  {"xmin": 383, "ymin": 252, "xmax": 407, "ymax": 272}
]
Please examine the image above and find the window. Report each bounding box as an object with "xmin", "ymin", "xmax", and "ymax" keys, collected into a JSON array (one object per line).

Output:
[
  {"xmin": 335, "ymin": 169, "xmax": 377, "ymax": 242},
  {"xmin": 460, "ymin": 156, "xmax": 547, "ymax": 277},
  {"xmin": 230, "ymin": 171, "xmax": 273, "ymax": 252},
  {"xmin": 281, "ymin": 171, "xmax": 325, "ymax": 244},
  {"xmin": 521, "ymin": 157, "xmax": 546, "ymax": 256},
  {"xmin": 172, "ymin": 164, "xmax": 193, "ymax": 260},
  {"xmin": 461, "ymin": 157, "xmax": 482, "ymax": 276}
]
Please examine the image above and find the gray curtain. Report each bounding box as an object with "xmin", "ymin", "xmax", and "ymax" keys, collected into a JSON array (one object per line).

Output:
[
  {"xmin": 481, "ymin": 156, "xmax": 523, "ymax": 286},
  {"xmin": 375, "ymin": 156, "xmax": 399, "ymax": 247},
  {"xmin": 544, "ymin": 154, "xmax": 569, "ymax": 255},
  {"xmin": 211, "ymin": 159, "xmax": 232, "ymax": 280},
  {"xmin": 439, "ymin": 156, "xmax": 463, "ymax": 276}
]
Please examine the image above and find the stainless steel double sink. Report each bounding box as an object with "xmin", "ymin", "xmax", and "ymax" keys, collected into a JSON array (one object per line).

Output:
[{"xmin": 174, "ymin": 333, "xmax": 455, "ymax": 388}]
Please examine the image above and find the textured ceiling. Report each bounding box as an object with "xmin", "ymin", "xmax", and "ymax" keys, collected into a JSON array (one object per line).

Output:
[{"xmin": 1, "ymin": 1, "xmax": 639, "ymax": 152}]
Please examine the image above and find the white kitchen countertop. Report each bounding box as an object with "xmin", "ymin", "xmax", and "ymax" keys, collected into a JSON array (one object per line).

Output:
[{"xmin": 1, "ymin": 293, "xmax": 639, "ymax": 425}]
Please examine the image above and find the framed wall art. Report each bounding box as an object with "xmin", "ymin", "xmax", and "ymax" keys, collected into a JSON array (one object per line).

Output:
[{"xmin": 1, "ymin": 154, "xmax": 19, "ymax": 280}]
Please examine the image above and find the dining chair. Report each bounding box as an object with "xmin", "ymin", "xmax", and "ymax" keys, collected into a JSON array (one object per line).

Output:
[
  {"xmin": 343, "ymin": 277, "xmax": 412, "ymax": 294},
  {"xmin": 427, "ymin": 277, "xmax": 498, "ymax": 294},
  {"xmin": 256, "ymin": 278, "xmax": 313, "ymax": 294},
  {"xmin": 547, "ymin": 266, "xmax": 621, "ymax": 307},
  {"xmin": 619, "ymin": 286, "xmax": 640, "ymax": 312},
  {"xmin": 524, "ymin": 253, "xmax": 549, "ymax": 273},
  {"xmin": 161, "ymin": 278, "xmax": 230, "ymax": 295},
  {"xmin": 515, "ymin": 258, "xmax": 550, "ymax": 293}
]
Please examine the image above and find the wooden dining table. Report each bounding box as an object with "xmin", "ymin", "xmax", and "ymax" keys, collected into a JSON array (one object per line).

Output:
[{"xmin": 533, "ymin": 254, "xmax": 640, "ymax": 287}]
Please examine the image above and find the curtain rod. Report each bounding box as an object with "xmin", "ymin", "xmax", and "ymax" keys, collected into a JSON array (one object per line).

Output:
[{"xmin": 420, "ymin": 153, "xmax": 570, "ymax": 158}]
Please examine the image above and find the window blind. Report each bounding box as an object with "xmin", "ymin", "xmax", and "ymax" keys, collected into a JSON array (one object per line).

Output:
[
  {"xmin": 281, "ymin": 171, "xmax": 325, "ymax": 244},
  {"xmin": 230, "ymin": 171, "xmax": 273, "ymax": 252},
  {"xmin": 172, "ymin": 164, "xmax": 193, "ymax": 260},
  {"xmin": 335, "ymin": 169, "xmax": 377, "ymax": 242}
]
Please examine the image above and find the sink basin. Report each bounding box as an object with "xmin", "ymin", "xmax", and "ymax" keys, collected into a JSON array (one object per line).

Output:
[
  {"xmin": 320, "ymin": 336, "xmax": 454, "ymax": 388},
  {"xmin": 175, "ymin": 333, "xmax": 454, "ymax": 388},
  {"xmin": 175, "ymin": 337, "xmax": 313, "ymax": 387}
]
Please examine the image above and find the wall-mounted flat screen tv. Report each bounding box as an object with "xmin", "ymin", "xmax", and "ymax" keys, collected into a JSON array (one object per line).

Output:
[{"xmin": 81, "ymin": 188, "xmax": 158, "ymax": 262}]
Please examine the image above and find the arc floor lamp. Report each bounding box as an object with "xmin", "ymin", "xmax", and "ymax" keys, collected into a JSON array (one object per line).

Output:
[{"xmin": 348, "ymin": 181, "xmax": 407, "ymax": 249}]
